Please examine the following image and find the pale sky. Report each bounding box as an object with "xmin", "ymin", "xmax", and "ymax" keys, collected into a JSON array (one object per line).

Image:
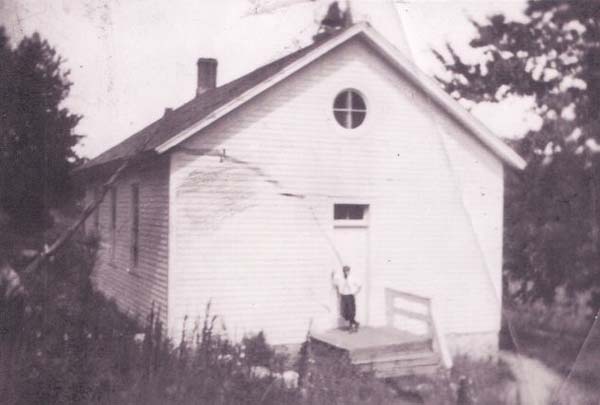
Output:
[{"xmin": 0, "ymin": 0, "xmax": 536, "ymax": 159}]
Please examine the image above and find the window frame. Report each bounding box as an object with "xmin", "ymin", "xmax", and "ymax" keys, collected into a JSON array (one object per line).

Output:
[
  {"xmin": 130, "ymin": 183, "xmax": 140, "ymax": 269},
  {"xmin": 332, "ymin": 89, "xmax": 367, "ymax": 129},
  {"xmin": 93, "ymin": 187, "xmax": 101, "ymax": 231}
]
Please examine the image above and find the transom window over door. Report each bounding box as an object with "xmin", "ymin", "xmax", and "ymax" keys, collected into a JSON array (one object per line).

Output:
[
  {"xmin": 334, "ymin": 204, "xmax": 369, "ymax": 227},
  {"xmin": 333, "ymin": 89, "xmax": 366, "ymax": 129}
]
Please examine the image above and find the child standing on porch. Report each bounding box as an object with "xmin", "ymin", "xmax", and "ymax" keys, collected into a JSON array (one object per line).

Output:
[{"xmin": 332, "ymin": 265, "xmax": 362, "ymax": 332}]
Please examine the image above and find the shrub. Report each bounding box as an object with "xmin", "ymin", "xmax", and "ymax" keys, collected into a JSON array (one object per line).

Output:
[{"xmin": 242, "ymin": 331, "xmax": 275, "ymax": 369}]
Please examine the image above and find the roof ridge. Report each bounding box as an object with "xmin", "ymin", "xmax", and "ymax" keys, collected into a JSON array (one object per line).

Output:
[{"xmin": 78, "ymin": 22, "xmax": 525, "ymax": 173}]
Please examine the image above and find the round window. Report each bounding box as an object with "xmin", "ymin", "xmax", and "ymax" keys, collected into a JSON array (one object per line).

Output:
[{"xmin": 333, "ymin": 90, "xmax": 366, "ymax": 129}]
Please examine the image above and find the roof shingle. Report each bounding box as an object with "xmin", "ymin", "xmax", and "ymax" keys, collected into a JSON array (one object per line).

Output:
[{"xmin": 79, "ymin": 29, "xmax": 348, "ymax": 171}]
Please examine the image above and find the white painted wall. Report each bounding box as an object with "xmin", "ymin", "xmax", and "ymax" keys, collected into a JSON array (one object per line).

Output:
[
  {"xmin": 168, "ymin": 37, "xmax": 504, "ymax": 347},
  {"xmin": 87, "ymin": 157, "xmax": 170, "ymax": 327},
  {"xmin": 437, "ymin": 120, "xmax": 505, "ymax": 302}
]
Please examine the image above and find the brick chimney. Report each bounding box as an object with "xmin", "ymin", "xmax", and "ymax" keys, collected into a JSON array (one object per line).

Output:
[{"xmin": 196, "ymin": 58, "xmax": 218, "ymax": 96}]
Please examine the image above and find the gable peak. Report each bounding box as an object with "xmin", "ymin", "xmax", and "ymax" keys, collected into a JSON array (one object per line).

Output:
[{"xmin": 345, "ymin": 0, "xmax": 412, "ymax": 57}]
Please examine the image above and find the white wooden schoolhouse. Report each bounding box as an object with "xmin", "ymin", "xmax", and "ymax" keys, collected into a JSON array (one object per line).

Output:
[{"xmin": 78, "ymin": 9, "xmax": 525, "ymax": 373}]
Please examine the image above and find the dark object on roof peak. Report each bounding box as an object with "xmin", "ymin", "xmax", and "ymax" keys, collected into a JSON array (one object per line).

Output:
[{"xmin": 314, "ymin": 1, "xmax": 352, "ymax": 42}]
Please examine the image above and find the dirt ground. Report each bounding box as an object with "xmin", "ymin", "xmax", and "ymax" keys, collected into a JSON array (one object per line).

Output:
[{"xmin": 500, "ymin": 351, "xmax": 596, "ymax": 405}]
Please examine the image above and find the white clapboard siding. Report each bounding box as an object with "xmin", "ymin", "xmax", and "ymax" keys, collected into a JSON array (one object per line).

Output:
[
  {"xmin": 88, "ymin": 156, "xmax": 170, "ymax": 327},
  {"xmin": 169, "ymin": 37, "xmax": 504, "ymax": 346},
  {"xmin": 437, "ymin": 116, "xmax": 504, "ymax": 302}
]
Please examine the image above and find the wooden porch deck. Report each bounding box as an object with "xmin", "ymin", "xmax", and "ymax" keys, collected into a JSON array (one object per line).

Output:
[
  {"xmin": 311, "ymin": 326, "xmax": 429, "ymax": 352},
  {"xmin": 311, "ymin": 326, "xmax": 440, "ymax": 378}
]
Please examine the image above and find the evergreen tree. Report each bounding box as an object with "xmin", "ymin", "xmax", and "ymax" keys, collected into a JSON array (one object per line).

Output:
[{"xmin": 0, "ymin": 28, "xmax": 81, "ymax": 231}]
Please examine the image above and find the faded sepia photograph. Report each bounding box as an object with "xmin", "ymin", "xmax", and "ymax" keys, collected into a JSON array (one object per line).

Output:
[{"xmin": 1, "ymin": 0, "xmax": 599, "ymax": 403}]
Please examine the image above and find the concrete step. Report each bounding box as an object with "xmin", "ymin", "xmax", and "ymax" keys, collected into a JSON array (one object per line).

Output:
[
  {"xmin": 355, "ymin": 351, "xmax": 440, "ymax": 377},
  {"xmin": 373, "ymin": 363, "xmax": 440, "ymax": 378},
  {"xmin": 352, "ymin": 350, "xmax": 438, "ymax": 365},
  {"xmin": 348, "ymin": 340, "xmax": 433, "ymax": 362}
]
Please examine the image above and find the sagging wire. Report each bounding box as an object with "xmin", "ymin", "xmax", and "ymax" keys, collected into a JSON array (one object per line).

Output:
[{"xmin": 178, "ymin": 146, "xmax": 346, "ymax": 265}]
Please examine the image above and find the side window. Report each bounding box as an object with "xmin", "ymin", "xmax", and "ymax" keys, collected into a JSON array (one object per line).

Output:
[
  {"xmin": 94, "ymin": 187, "xmax": 101, "ymax": 231},
  {"xmin": 110, "ymin": 187, "xmax": 117, "ymax": 261},
  {"xmin": 130, "ymin": 184, "xmax": 140, "ymax": 268}
]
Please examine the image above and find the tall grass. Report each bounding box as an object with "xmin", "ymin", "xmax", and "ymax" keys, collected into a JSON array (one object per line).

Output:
[
  {"xmin": 1, "ymin": 233, "xmax": 523, "ymax": 404},
  {"xmin": 1, "ymin": 235, "xmax": 404, "ymax": 404}
]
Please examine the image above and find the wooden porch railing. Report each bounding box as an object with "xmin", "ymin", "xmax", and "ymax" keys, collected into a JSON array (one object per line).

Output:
[{"xmin": 385, "ymin": 288, "xmax": 453, "ymax": 368}]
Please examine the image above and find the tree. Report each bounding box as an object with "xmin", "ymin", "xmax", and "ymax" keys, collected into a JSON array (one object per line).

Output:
[
  {"xmin": 0, "ymin": 28, "xmax": 82, "ymax": 231},
  {"xmin": 435, "ymin": 0, "xmax": 600, "ymax": 308}
]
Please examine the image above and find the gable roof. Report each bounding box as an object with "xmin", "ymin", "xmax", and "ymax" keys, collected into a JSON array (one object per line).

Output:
[{"xmin": 80, "ymin": 23, "xmax": 526, "ymax": 172}]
